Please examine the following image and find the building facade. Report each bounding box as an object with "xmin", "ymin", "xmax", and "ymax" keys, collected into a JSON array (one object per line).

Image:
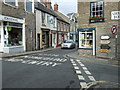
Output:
[
  {"xmin": 0, "ymin": 0, "xmax": 36, "ymax": 53},
  {"xmin": 77, "ymin": 0, "xmax": 120, "ymax": 59},
  {"xmin": 35, "ymin": 2, "xmax": 57, "ymax": 50},
  {"xmin": 54, "ymin": 4, "xmax": 70, "ymax": 46}
]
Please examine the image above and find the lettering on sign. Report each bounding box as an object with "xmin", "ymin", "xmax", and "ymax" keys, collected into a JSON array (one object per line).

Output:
[
  {"xmin": 111, "ymin": 11, "xmax": 120, "ymax": 20},
  {"xmin": 100, "ymin": 40, "xmax": 110, "ymax": 44},
  {"xmin": 101, "ymin": 36, "xmax": 110, "ymax": 40}
]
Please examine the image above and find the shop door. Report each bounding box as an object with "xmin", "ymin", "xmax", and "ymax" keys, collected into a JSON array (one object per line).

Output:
[{"xmin": 37, "ymin": 34, "xmax": 40, "ymax": 50}]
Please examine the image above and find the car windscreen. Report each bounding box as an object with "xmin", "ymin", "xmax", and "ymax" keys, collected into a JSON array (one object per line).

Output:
[{"xmin": 64, "ymin": 40, "xmax": 73, "ymax": 43}]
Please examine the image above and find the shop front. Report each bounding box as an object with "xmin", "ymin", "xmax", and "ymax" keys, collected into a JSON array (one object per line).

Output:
[
  {"xmin": 69, "ymin": 32, "xmax": 76, "ymax": 42},
  {"xmin": 0, "ymin": 15, "xmax": 25, "ymax": 53},
  {"xmin": 42, "ymin": 29, "xmax": 50, "ymax": 49},
  {"xmin": 51, "ymin": 31, "xmax": 57, "ymax": 48},
  {"xmin": 57, "ymin": 31, "xmax": 68, "ymax": 46},
  {"xmin": 78, "ymin": 28, "xmax": 96, "ymax": 56}
]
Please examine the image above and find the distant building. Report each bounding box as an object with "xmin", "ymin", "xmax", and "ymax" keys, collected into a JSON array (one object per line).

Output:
[
  {"xmin": 67, "ymin": 13, "xmax": 78, "ymax": 42},
  {"xmin": 54, "ymin": 3, "xmax": 70, "ymax": 46},
  {"xmin": 77, "ymin": 0, "xmax": 120, "ymax": 59}
]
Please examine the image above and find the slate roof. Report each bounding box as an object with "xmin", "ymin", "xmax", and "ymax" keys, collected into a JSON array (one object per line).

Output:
[{"xmin": 35, "ymin": 2, "xmax": 70, "ymax": 24}]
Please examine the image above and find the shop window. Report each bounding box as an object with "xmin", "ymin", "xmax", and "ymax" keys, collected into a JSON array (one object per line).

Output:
[
  {"xmin": 6, "ymin": 27, "xmax": 22, "ymax": 46},
  {"xmin": 5, "ymin": 0, "xmax": 18, "ymax": 7},
  {"xmin": 25, "ymin": 0, "xmax": 34, "ymax": 13},
  {"xmin": 90, "ymin": 0, "xmax": 104, "ymax": 23},
  {"xmin": 79, "ymin": 31, "xmax": 93, "ymax": 49}
]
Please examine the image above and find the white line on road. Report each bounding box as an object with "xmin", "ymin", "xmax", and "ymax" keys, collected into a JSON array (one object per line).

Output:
[
  {"xmin": 82, "ymin": 67, "xmax": 88, "ymax": 71},
  {"xmin": 74, "ymin": 66, "xmax": 79, "ymax": 69},
  {"xmin": 80, "ymin": 82, "xmax": 87, "ymax": 88},
  {"xmin": 76, "ymin": 70, "xmax": 81, "ymax": 74},
  {"xmin": 78, "ymin": 75, "xmax": 85, "ymax": 80},
  {"xmin": 85, "ymin": 71, "xmax": 91, "ymax": 75},
  {"xmin": 80, "ymin": 64, "xmax": 85, "ymax": 67},
  {"xmin": 73, "ymin": 64, "xmax": 77, "ymax": 66},
  {"xmin": 88, "ymin": 76, "xmax": 96, "ymax": 81}
]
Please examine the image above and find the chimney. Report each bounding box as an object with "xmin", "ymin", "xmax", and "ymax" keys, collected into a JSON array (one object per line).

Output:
[
  {"xmin": 54, "ymin": 3, "xmax": 58, "ymax": 12},
  {"xmin": 46, "ymin": 2, "xmax": 52, "ymax": 9}
]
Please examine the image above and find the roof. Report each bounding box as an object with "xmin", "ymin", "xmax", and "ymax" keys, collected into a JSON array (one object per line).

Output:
[
  {"xmin": 35, "ymin": 2, "xmax": 70, "ymax": 24},
  {"xmin": 35, "ymin": 2, "xmax": 57, "ymax": 17}
]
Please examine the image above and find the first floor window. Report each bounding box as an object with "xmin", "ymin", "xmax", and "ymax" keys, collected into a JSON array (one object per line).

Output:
[
  {"xmin": 5, "ymin": 0, "xmax": 18, "ymax": 7},
  {"xmin": 25, "ymin": 0, "xmax": 34, "ymax": 13},
  {"xmin": 79, "ymin": 31, "xmax": 93, "ymax": 49}
]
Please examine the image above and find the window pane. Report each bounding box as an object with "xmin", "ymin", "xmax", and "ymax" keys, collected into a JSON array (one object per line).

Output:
[
  {"xmin": 26, "ymin": 0, "xmax": 32, "ymax": 12},
  {"xmin": 5, "ymin": 0, "xmax": 16, "ymax": 6}
]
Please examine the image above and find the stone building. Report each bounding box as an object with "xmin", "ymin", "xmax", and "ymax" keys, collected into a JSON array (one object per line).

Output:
[
  {"xmin": 54, "ymin": 3, "xmax": 70, "ymax": 46},
  {"xmin": 0, "ymin": 0, "xmax": 36, "ymax": 53},
  {"xmin": 77, "ymin": 0, "xmax": 120, "ymax": 59}
]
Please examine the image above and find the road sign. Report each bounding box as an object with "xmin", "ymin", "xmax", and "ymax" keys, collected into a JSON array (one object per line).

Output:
[
  {"xmin": 111, "ymin": 25, "xmax": 117, "ymax": 34},
  {"xmin": 100, "ymin": 44, "xmax": 110, "ymax": 49},
  {"xmin": 101, "ymin": 36, "xmax": 110, "ymax": 40},
  {"xmin": 101, "ymin": 40, "xmax": 110, "ymax": 44},
  {"xmin": 100, "ymin": 49, "xmax": 108, "ymax": 53}
]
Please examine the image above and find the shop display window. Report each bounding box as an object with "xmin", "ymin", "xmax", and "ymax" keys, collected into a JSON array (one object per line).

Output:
[
  {"xmin": 79, "ymin": 31, "xmax": 93, "ymax": 48},
  {"xmin": 4, "ymin": 27, "xmax": 22, "ymax": 47}
]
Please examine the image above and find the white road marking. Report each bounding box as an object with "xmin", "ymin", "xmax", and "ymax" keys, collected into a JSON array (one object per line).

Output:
[
  {"xmin": 74, "ymin": 66, "xmax": 79, "ymax": 69},
  {"xmin": 52, "ymin": 63, "xmax": 61, "ymax": 67},
  {"xmin": 41, "ymin": 62, "xmax": 53, "ymax": 66},
  {"xmin": 82, "ymin": 67, "xmax": 88, "ymax": 70},
  {"xmin": 85, "ymin": 71, "xmax": 91, "ymax": 75},
  {"xmin": 76, "ymin": 70, "xmax": 81, "ymax": 74},
  {"xmin": 77, "ymin": 60, "xmax": 80, "ymax": 62},
  {"xmin": 80, "ymin": 64, "xmax": 85, "ymax": 67},
  {"xmin": 73, "ymin": 64, "xmax": 77, "ymax": 66},
  {"xmin": 71, "ymin": 61, "xmax": 75, "ymax": 64},
  {"xmin": 88, "ymin": 76, "xmax": 96, "ymax": 81},
  {"xmin": 80, "ymin": 82, "xmax": 87, "ymax": 88},
  {"xmin": 78, "ymin": 75, "xmax": 85, "ymax": 80}
]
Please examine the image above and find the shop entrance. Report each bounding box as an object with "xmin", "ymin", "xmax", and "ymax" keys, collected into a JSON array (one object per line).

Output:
[{"xmin": 42, "ymin": 31, "xmax": 49, "ymax": 48}]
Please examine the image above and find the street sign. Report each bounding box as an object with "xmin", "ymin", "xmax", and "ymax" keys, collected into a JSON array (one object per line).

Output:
[
  {"xmin": 101, "ymin": 36, "xmax": 110, "ymax": 40},
  {"xmin": 100, "ymin": 49, "xmax": 108, "ymax": 53},
  {"xmin": 101, "ymin": 40, "xmax": 110, "ymax": 44},
  {"xmin": 100, "ymin": 44, "xmax": 111, "ymax": 49},
  {"xmin": 111, "ymin": 25, "xmax": 117, "ymax": 34}
]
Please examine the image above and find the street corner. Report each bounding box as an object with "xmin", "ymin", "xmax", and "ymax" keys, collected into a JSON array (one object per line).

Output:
[{"xmin": 82, "ymin": 80, "xmax": 120, "ymax": 90}]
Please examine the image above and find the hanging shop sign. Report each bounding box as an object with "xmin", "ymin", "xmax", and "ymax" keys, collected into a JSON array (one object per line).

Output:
[
  {"xmin": 111, "ymin": 25, "xmax": 117, "ymax": 34},
  {"xmin": 100, "ymin": 40, "xmax": 110, "ymax": 44},
  {"xmin": 101, "ymin": 35, "xmax": 110, "ymax": 40},
  {"xmin": 7, "ymin": 26, "xmax": 12, "ymax": 31},
  {"xmin": 111, "ymin": 11, "xmax": 120, "ymax": 20}
]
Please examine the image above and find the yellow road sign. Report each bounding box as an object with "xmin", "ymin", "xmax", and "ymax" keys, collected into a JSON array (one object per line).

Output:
[{"xmin": 100, "ymin": 49, "xmax": 108, "ymax": 53}]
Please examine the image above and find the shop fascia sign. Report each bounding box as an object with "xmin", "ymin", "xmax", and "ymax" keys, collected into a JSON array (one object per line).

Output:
[
  {"xmin": 0, "ymin": 14, "xmax": 25, "ymax": 23},
  {"xmin": 111, "ymin": 11, "xmax": 120, "ymax": 20}
]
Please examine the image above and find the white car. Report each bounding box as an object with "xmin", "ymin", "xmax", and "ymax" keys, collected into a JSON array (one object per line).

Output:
[{"xmin": 61, "ymin": 40, "xmax": 76, "ymax": 49}]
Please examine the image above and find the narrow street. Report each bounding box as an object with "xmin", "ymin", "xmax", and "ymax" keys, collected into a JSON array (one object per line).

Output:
[{"xmin": 2, "ymin": 48, "xmax": 119, "ymax": 89}]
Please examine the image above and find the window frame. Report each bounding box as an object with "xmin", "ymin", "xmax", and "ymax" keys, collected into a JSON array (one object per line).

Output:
[
  {"xmin": 25, "ymin": 0, "xmax": 34, "ymax": 13},
  {"xmin": 90, "ymin": 0, "xmax": 104, "ymax": 23},
  {"xmin": 4, "ymin": 0, "xmax": 18, "ymax": 8}
]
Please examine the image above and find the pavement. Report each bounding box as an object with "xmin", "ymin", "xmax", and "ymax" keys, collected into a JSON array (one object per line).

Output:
[
  {"xmin": 65, "ymin": 51, "xmax": 120, "ymax": 67},
  {"xmin": 0, "ymin": 47, "xmax": 60, "ymax": 58}
]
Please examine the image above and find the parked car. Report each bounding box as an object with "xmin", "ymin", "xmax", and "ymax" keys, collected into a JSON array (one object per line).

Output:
[{"xmin": 61, "ymin": 40, "xmax": 76, "ymax": 49}]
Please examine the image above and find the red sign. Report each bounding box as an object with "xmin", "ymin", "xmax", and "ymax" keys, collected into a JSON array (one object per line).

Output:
[{"xmin": 111, "ymin": 25, "xmax": 117, "ymax": 34}]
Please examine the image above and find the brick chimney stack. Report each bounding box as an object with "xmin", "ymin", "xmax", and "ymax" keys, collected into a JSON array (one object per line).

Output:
[
  {"xmin": 54, "ymin": 3, "xmax": 58, "ymax": 12},
  {"xmin": 41, "ymin": 0, "xmax": 52, "ymax": 9}
]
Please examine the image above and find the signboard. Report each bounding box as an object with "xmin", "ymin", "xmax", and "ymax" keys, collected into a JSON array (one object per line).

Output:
[
  {"xmin": 111, "ymin": 25, "xmax": 117, "ymax": 34},
  {"xmin": 0, "ymin": 14, "xmax": 25, "ymax": 23},
  {"xmin": 101, "ymin": 40, "xmax": 110, "ymax": 44},
  {"xmin": 100, "ymin": 49, "xmax": 108, "ymax": 53},
  {"xmin": 111, "ymin": 11, "xmax": 120, "ymax": 20},
  {"xmin": 101, "ymin": 36, "xmax": 110, "ymax": 40},
  {"xmin": 100, "ymin": 44, "xmax": 110, "ymax": 49}
]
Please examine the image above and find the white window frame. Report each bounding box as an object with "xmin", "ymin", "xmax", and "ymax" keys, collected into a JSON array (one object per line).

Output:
[
  {"xmin": 4, "ymin": 0, "xmax": 18, "ymax": 8},
  {"xmin": 25, "ymin": 0, "xmax": 34, "ymax": 13}
]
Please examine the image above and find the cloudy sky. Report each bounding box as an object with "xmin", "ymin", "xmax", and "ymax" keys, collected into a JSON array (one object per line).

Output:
[{"xmin": 51, "ymin": 0, "xmax": 77, "ymax": 15}]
